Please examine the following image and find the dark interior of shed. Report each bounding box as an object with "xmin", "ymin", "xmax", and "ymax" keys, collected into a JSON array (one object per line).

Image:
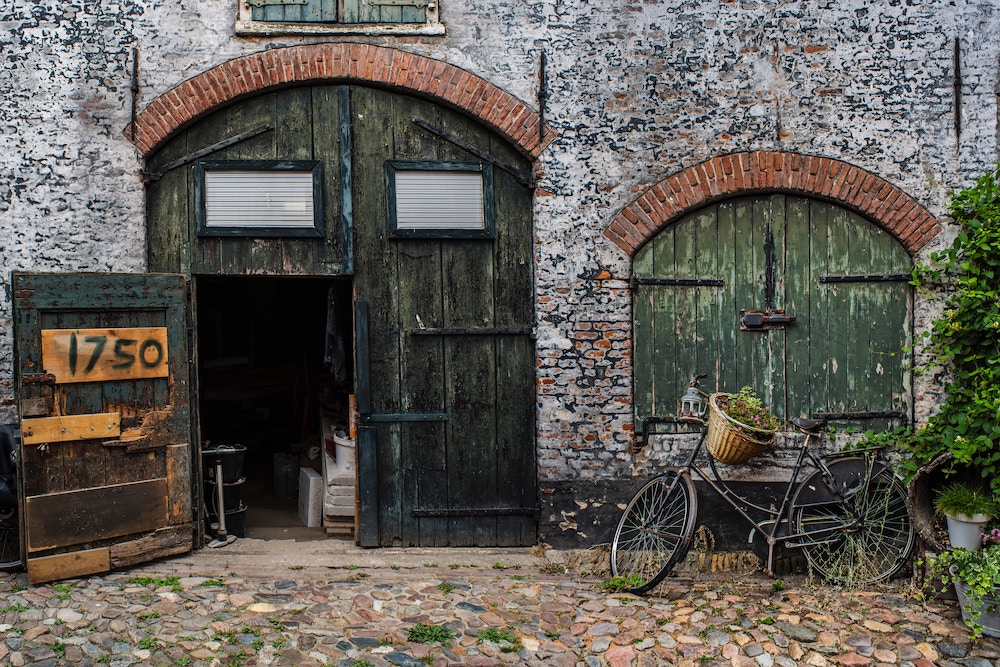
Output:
[{"xmin": 196, "ymin": 275, "xmax": 354, "ymax": 541}]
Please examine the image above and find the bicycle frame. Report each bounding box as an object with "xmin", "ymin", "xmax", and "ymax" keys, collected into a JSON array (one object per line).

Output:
[{"xmin": 665, "ymin": 424, "xmax": 886, "ymax": 576}]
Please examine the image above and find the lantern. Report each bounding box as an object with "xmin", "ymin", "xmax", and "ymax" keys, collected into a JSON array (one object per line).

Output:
[{"xmin": 678, "ymin": 383, "xmax": 705, "ymax": 423}]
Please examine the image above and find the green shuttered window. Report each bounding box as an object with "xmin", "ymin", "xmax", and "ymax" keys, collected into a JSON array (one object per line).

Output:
[
  {"xmin": 632, "ymin": 195, "xmax": 913, "ymax": 432},
  {"xmin": 237, "ymin": 0, "xmax": 443, "ymax": 35}
]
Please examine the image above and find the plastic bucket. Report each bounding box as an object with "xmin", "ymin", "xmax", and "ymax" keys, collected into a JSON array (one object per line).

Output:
[{"xmin": 333, "ymin": 432, "xmax": 356, "ymax": 472}]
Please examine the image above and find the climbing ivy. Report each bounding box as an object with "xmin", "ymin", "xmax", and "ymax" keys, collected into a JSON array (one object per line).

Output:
[{"xmin": 904, "ymin": 166, "xmax": 1000, "ymax": 494}]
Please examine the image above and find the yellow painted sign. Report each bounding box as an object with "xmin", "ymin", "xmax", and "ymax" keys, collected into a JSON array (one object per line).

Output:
[{"xmin": 41, "ymin": 328, "xmax": 169, "ymax": 383}]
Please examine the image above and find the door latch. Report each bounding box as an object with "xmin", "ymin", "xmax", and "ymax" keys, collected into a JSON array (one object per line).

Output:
[{"xmin": 740, "ymin": 309, "xmax": 796, "ymax": 331}]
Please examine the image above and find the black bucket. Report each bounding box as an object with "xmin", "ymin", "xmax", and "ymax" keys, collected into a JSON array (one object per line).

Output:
[
  {"xmin": 202, "ymin": 444, "xmax": 246, "ymax": 484},
  {"xmin": 207, "ymin": 506, "xmax": 246, "ymax": 538}
]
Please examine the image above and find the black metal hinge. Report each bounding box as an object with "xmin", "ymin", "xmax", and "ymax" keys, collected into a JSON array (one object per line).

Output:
[
  {"xmin": 631, "ymin": 278, "xmax": 725, "ymax": 288},
  {"xmin": 819, "ymin": 274, "xmax": 910, "ymax": 284}
]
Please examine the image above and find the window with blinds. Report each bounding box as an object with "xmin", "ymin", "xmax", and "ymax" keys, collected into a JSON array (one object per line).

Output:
[
  {"xmin": 195, "ymin": 160, "xmax": 324, "ymax": 237},
  {"xmin": 385, "ymin": 161, "xmax": 494, "ymax": 239}
]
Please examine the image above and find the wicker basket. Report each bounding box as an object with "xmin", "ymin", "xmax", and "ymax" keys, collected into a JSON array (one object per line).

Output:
[{"xmin": 706, "ymin": 393, "xmax": 777, "ymax": 465}]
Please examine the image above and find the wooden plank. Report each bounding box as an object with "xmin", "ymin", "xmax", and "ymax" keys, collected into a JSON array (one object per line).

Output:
[
  {"xmin": 783, "ymin": 196, "xmax": 811, "ymax": 419},
  {"xmin": 393, "ymin": 95, "xmax": 445, "ymax": 546},
  {"xmin": 716, "ymin": 201, "xmax": 737, "ymax": 395},
  {"xmin": 146, "ymin": 130, "xmax": 191, "ymax": 274},
  {"xmin": 22, "ymin": 412, "xmax": 121, "ymax": 445},
  {"xmin": 351, "ymin": 86, "xmax": 403, "ymax": 545},
  {"xmin": 825, "ymin": 206, "xmax": 851, "ymax": 417},
  {"xmin": 165, "ymin": 442, "xmax": 193, "ymax": 525},
  {"xmin": 27, "ymin": 548, "xmax": 111, "ymax": 584},
  {"xmin": 25, "ymin": 479, "xmax": 169, "ymax": 552},
  {"xmin": 766, "ymin": 195, "xmax": 787, "ymax": 415},
  {"xmin": 490, "ymin": 128, "xmax": 536, "ymax": 546},
  {"xmin": 41, "ymin": 328, "xmax": 169, "ymax": 384},
  {"xmin": 649, "ymin": 227, "xmax": 676, "ymax": 416},
  {"xmin": 692, "ymin": 208, "xmax": 720, "ymax": 403},
  {"xmin": 672, "ymin": 211, "xmax": 698, "ymax": 411},
  {"xmin": 632, "ymin": 242, "xmax": 656, "ymax": 421},
  {"xmin": 109, "ymin": 525, "xmax": 193, "ymax": 569},
  {"xmin": 808, "ymin": 201, "xmax": 831, "ymax": 420}
]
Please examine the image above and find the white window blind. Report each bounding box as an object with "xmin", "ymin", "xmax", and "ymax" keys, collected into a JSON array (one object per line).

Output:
[
  {"xmin": 205, "ymin": 171, "xmax": 315, "ymax": 228},
  {"xmin": 394, "ymin": 170, "xmax": 485, "ymax": 230}
]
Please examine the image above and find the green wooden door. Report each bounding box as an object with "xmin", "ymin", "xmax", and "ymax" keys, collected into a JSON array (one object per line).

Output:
[
  {"xmin": 634, "ymin": 195, "xmax": 912, "ymax": 430},
  {"xmin": 351, "ymin": 86, "xmax": 536, "ymax": 547},
  {"xmin": 13, "ymin": 273, "xmax": 194, "ymax": 583}
]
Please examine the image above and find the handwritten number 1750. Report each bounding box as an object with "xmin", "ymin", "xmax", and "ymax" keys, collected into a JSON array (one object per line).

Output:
[{"xmin": 67, "ymin": 333, "xmax": 164, "ymax": 375}]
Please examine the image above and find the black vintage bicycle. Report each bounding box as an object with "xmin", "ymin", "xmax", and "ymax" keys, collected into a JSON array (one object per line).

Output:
[{"xmin": 610, "ymin": 377, "xmax": 914, "ymax": 594}]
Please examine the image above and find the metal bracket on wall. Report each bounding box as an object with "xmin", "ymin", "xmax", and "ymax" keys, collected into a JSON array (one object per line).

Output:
[
  {"xmin": 410, "ymin": 118, "xmax": 531, "ymax": 186},
  {"xmin": 141, "ymin": 125, "xmax": 274, "ymax": 183}
]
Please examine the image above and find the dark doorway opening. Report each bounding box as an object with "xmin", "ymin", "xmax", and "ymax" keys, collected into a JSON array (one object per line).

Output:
[{"xmin": 195, "ymin": 275, "xmax": 355, "ymax": 541}]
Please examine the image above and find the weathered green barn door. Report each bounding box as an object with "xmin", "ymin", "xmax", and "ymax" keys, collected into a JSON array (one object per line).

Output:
[
  {"xmin": 351, "ymin": 86, "xmax": 536, "ymax": 547},
  {"xmin": 634, "ymin": 195, "xmax": 912, "ymax": 430},
  {"xmin": 13, "ymin": 273, "xmax": 193, "ymax": 583}
]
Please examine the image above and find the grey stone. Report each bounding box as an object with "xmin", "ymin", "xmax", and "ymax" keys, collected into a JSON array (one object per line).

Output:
[
  {"xmin": 772, "ymin": 621, "xmax": 817, "ymax": 643},
  {"xmin": 938, "ymin": 643, "xmax": 968, "ymax": 658},
  {"xmin": 458, "ymin": 602, "xmax": 487, "ymax": 613},
  {"xmin": 385, "ymin": 652, "xmax": 426, "ymax": 666},
  {"xmin": 590, "ymin": 636, "xmax": 612, "ymax": 652},
  {"xmin": 705, "ymin": 629, "xmax": 730, "ymax": 647}
]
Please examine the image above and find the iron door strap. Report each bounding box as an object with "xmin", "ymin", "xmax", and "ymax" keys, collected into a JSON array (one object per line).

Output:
[
  {"xmin": 359, "ymin": 412, "xmax": 449, "ymax": 425},
  {"xmin": 412, "ymin": 506, "xmax": 539, "ymax": 518}
]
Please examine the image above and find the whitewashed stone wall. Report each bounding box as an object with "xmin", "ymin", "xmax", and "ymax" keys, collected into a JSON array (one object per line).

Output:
[{"xmin": 3, "ymin": 1, "xmax": 999, "ymax": 498}]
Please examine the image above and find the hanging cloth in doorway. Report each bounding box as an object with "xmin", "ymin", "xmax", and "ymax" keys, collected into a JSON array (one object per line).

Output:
[{"xmin": 324, "ymin": 288, "xmax": 347, "ymax": 384}]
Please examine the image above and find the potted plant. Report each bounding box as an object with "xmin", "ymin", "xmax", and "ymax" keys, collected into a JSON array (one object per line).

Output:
[
  {"xmin": 934, "ymin": 481, "xmax": 998, "ymax": 551},
  {"xmin": 925, "ymin": 538, "xmax": 1000, "ymax": 639},
  {"xmin": 706, "ymin": 386, "xmax": 782, "ymax": 465}
]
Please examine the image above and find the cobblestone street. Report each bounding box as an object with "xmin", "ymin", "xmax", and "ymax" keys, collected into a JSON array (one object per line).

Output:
[{"xmin": 1, "ymin": 541, "xmax": 999, "ymax": 667}]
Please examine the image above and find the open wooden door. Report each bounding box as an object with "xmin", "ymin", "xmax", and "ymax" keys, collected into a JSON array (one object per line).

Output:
[{"xmin": 13, "ymin": 273, "xmax": 195, "ymax": 583}]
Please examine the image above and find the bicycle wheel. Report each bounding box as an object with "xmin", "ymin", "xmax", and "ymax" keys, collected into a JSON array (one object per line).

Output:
[
  {"xmin": 0, "ymin": 506, "xmax": 20, "ymax": 572},
  {"xmin": 610, "ymin": 471, "xmax": 697, "ymax": 594},
  {"xmin": 789, "ymin": 457, "xmax": 914, "ymax": 584}
]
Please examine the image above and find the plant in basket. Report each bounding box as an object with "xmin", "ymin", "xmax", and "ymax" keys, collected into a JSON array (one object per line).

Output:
[
  {"xmin": 707, "ymin": 387, "xmax": 783, "ymax": 465},
  {"xmin": 718, "ymin": 387, "xmax": 782, "ymax": 440}
]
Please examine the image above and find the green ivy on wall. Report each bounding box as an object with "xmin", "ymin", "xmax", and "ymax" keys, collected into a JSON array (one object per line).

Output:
[{"xmin": 904, "ymin": 166, "xmax": 1000, "ymax": 494}]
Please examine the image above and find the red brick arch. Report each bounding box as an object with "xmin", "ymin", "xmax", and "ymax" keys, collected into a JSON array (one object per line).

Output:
[
  {"xmin": 605, "ymin": 152, "xmax": 941, "ymax": 255},
  {"xmin": 127, "ymin": 43, "xmax": 552, "ymax": 159}
]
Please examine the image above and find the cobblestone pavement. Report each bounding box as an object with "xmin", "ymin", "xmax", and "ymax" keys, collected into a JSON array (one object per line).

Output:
[{"xmin": 1, "ymin": 541, "xmax": 999, "ymax": 667}]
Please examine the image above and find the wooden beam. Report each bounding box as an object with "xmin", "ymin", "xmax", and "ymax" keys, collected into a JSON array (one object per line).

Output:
[
  {"xmin": 22, "ymin": 413, "xmax": 121, "ymax": 445},
  {"xmin": 25, "ymin": 479, "xmax": 169, "ymax": 552},
  {"xmin": 27, "ymin": 548, "xmax": 111, "ymax": 584}
]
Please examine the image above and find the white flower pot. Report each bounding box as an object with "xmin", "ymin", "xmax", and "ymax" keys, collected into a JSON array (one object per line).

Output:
[{"xmin": 946, "ymin": 513, "xmax": 992, "ymax": 551}]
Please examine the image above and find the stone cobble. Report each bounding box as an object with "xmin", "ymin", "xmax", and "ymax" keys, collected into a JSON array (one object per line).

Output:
[{"xmin": 2, "ymin": 558, "xmax": 999, "ymax": 667}]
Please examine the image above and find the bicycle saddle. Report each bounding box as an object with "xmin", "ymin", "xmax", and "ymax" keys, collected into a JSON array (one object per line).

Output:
[{"xmin": 790, "ymin": 417, "xmax": 826, "ymax": 433}]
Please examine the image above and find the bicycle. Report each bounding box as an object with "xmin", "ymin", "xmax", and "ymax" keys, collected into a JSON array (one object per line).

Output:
[
  {"xmin": 0, "ymin": 423, "xmax": 20, "ymax": 572},
  {"xmin": 610, "ymin": 377, "xmax": 914, "ymax": 595}
]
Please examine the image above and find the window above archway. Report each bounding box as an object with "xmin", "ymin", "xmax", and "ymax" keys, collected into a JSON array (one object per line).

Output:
[
  {"xmin": 633, "ymin": 194, "xmax": 913, "ymax": 433},
  {"xmin": 236, "ymin": 0, "xmax": 444, "ymax": 36}
]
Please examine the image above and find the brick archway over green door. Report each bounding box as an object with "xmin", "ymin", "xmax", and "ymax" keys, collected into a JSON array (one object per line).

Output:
[
  {"xmin": 127, "ymin": 43, "xmax": 553, "ymax": 160},
  {"xmin": 605, "ymin": 152, "xmax": 941, "ymax": 255}
]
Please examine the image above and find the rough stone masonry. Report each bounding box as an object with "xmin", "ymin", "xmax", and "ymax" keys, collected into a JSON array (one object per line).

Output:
[{"xmin": 3, "ymin": 0, "xmax": 1000, "ymax": 547}]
